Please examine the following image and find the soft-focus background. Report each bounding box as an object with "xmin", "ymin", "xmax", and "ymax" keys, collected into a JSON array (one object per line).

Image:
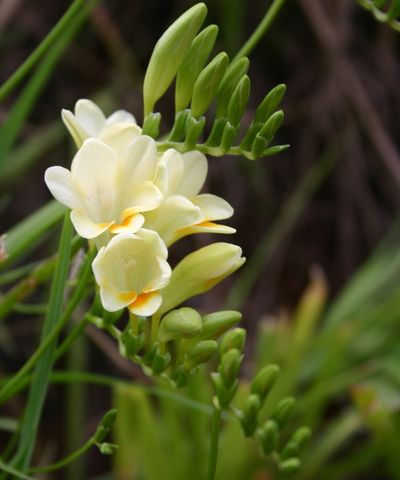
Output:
[{"xmin": 1, "ymin": 1, "xmax": 400, "ymax": 479}]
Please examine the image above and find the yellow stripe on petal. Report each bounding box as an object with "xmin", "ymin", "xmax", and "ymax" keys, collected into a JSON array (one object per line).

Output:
[
  {"xmin": 128, "ymin": 291, "xmax": 162, "ymax": 316},
  {"xmin": 110, "ymin": 213, "xmax": 144, "ymax": 234},
  {"xmin": 119, "ymin": 291, "xmax": 138, "ymax": 304}
]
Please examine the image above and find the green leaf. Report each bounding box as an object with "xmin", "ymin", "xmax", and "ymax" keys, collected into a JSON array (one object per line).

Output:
[
  {"xmin": 175, "ymin": 25, "xmax": 219, "ymax": 112},
  {"xmin": 191, "ymin": 52, "xmax": 229, "ymax": 118},
  {"xmin": 11, "ymin": 212, "xmax": 73, "ymax": 470},
  {"xmin": 143, "ymin": 3, "xmax": 207, "ymax": 116},
  {"xmin": 0, "ymin": 201, "xmax": 65, "ymax": 272}
]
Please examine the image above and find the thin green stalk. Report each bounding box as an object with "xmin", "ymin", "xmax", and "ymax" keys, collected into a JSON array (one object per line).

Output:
[
  {"xmin": 206, "ymin": 406, "xmax": 222, "ymax": 480},
  {"xmin": 0, "ymin": 461, "xmax": 38, "ymax": 480},
  {"xmin": 11, "ymin": 213, "xmax": 73, "ymax": 471},
  {"xmin": 0, "ymin": 0, "xmax": 86, "ymax": 103},
  {"xmin": 232, "ymin": 0, "xmax": 288, "ymax": 63},
  {"xmin": 0, "ymin": 248, "xmax": 93, "ymax": 406},
  {"xmin": 29, "ymin": 437, "xmax": 95, "ymax": 474}
]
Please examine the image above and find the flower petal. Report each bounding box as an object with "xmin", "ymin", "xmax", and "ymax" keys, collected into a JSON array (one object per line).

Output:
[
  {"xmin": 44, "ymin": 166, "xmax": 81, "ymax": 210},
  {"xmin": 61, "ymin": 109, "xmax": 88, "ymax": 148},
  {"xmin": 106, "ymin": 110, "xmax": 137, "ymax": 125},
  {"xmin": 74, "ymin": 99, "xmax": 106, "ymax": 136},
  {"xmin": 128, "ymin": 291, "xmax": 162, "ymax": 316},
  {"xmin": 110, "ymin": 213, "xmax": 144, "ymax": 234},
  {"xmin": 71, "ymin": 139, "xmax": 120, "ymax": 222},
  {"xmin": 158, "ymin": 149, "xmax": 184, "ymax": 196},
  {"xmin": 98, "ymin": 123, "xmax": 142, "ymax": 155},
  {"xmin": 176, "ymin": 151, "xmax": 208, "ymax": 197},
  {"xmin": 120, "ymin": 135, "xmax": 158, "ymax": 185},
  {"xmin": 143, "ymin": 195, "xmax": 203, "ymax": 246},
  {"xmin": 192, "ymin": 193, "xmax": 234, "ymax": 220},
  {"xmin": 173, "ymin": 221, "xmax": 236, "ymax": 243},
  {"xmin": 122, "ymin": 181, "xmax": 163, "ymax": 218},
  {"xmin": 71, "ymin": 210, "xmax": 113, "ymax": 239}
]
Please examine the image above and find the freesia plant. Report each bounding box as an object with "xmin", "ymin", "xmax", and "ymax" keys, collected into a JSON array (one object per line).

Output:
[{"xmin": 0, "ymin": 1, "xmax": 314, "ymax": 479}]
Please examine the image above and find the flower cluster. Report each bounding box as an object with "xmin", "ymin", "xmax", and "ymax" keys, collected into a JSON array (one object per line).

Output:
[{"xmin": 45, "ymin": 99, "xmax": 245, "ymax": 320}]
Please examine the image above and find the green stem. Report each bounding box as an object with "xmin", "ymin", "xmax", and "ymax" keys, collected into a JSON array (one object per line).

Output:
[
  {"xmin": 232, "ymin": 0, "xmax": 287, "ymax": 63},
  {"xmin": 0, "ymin": 461, "xmax": 38, "ymax": 480},
  {"xmin": 0, "ymin": 0, "xmax": 85, "ymax": 103},
  {"xmin": 206, "ymin": 406, "xmax": 222, "ymax": 480},
  {"xmin": 29, "ymin": 438, "xmax": 95, "ymax": 474}
]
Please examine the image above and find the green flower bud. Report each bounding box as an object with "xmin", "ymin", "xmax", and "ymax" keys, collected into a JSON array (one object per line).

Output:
[
  {"xmin": 185, "ymin": 340, "xmax": 218, "ymax": 368},
  {"xmin": 258, "ymin": 110, "xmax": 284, "ymax": 144},
  {"xmin": 176, "ymin": 24, "xmax": 219, "ymax": 112},
  {"xmin": 142, "ymin": 112, "xmax": 161, "ymax": 138},
  {"xmin": 159, "ymin": 243, "xmax": 245, "ymax": 316},
  {"xmin": 240, "ymin": 393, "xmax": 261, "ymax": 437},
  {"xmin": 254, "ymin": 84, "xmax": 286, "ymax": 123},
  {"xmin": 258, "ymin": 419, "xmax": 278, "ymax": 455},
  {"xmin": 219, "ymin": 348, "xmax": 242, "ymax": 386},
  {"xmin": 143, "ymin": 3, "xmax": 207, "ymax": 115},
  {"xmin": 201, "ymin": 310, "xmax": 242, "ymax": 339},
  {"xmin": 94, "ymin": 409, "xmax": 118, "ymax": 442},
  {"xmin": 281, "ymin": 426, "xmax": 311, "ymax": 460},
  {"xmin": 272, "ymin": 396, "xmax": 296, "ymax": 429},
  {"xmin": 211, "ymin": 372, "xmax": 238, "ymax": 408},
  {"xmin": 227, "ymin": 75, "xmax": 250, "ymax": 126},
  {"xmin": 99, "ymin": 442, "xmax": 118, "ymax": 455},
  {"xmin": 279, "ymin": 458, "xmax": 301, "ymax": 475},
  {"xmin": 216, "ymin": 57, "xmax": 250, "ymax": 117},
  {"xmin": 250, "ymin": 364, "xmax": 279, "ymax": 403},
  {"xmin": 158, "ymin": 307, "xmax": 202, "ymax": 342},
  {"xmin": 206, "ymin": 117, "xmax": 227, "ymax": 147},
  {"xmin": 191, "ymin": 52, "xmax": 229, "ymax": 118},
  {"xmin": 219, "ymin": 328, "xmax": 246, "ymax": 355}
]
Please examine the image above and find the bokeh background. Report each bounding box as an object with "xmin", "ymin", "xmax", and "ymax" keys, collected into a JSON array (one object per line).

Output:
[{"xmin": 1, "ymin": 0, "xmax": 400, "ymax": 478}]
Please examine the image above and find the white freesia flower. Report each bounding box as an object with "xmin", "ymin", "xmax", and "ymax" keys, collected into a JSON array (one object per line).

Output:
[
  {"xmin": 62, "ymin": 99, "xmax": 141, "ymax": 154},
  {"xmin": 144, "ymin": 149, "xmax": 235, "ymax": 246},
  {"xmin": 159, "ymin": 242, "xmax": 245, "ymax": 315},
  {"xmin": 45, "ymin": 136, "xmax": 162, "ymax": 242},
  {"xmin": 92, "ymin": 229, "xmax": 171, "ymax": 316}
]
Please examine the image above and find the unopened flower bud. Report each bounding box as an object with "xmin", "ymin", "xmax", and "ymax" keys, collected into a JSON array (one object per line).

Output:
[
  {"xmin": 258, "ymin": 419, "xmax": 279, "ymax": 455},
  {"xmin": 240, "ymin": 393, "xmax": 262, "ymax": 437},
  {"xmin": 281, "ymin": 427, "xmax": 311, "ymax": 460},
  {"xmin": 219, "ymin": 328, "xmax": 246, "ymax": 355},
  {"xmin": 279, "ymin": 458, "xmax": 301, "ymax": 475},
  {"xmin": 201, "ymin": 310, "xmax": 242, "ymax": 339},
  {"xmin": 250, "ymin": 364, "xmax": 279, "ymax": 403},
  {"xmin": 219, "ymin": 348, "xmax": 242, "ymax": 386},
  {"xmin": 272, "ymin": 396, "xmax": 296, "ymax": 429},
  {"xmin": 185, "ymin": 340, "xmax": 217, "ymax": 368},
  {"xmin": 158, "ymin": 307, "xmax": 202, "ymax": 342}
]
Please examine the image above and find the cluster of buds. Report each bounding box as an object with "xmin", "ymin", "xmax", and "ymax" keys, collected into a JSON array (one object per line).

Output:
[{"xmin": 238, "ymin": 365, "xmax": 311, "ymax": 474}]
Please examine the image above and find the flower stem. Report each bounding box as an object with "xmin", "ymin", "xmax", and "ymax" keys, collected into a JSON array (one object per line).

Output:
[
  {"xmin": 232, "ymin": 0, "xmax": 287, "ymax": 63},
  {"xmin": 206, "ymin": 405, "xmax": 222, "ymax": 480}
]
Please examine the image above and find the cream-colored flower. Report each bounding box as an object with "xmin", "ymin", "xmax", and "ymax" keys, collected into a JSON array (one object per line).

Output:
[
  {"xmin": 159, "ymin": 242, "xmax": 245, "ymax": 315},
  {"xmin": 144, "ymin": 149, "xmax": 235, "ymax": 246},
  {"xmin": 45, "ymin": 136, "xmax": 162, "ymax": 241},
  {"xmin": 62, "ymin": 99, "xmax": 141, "ymax": 154},
  {"xmin": 92, "ymin": 229, "xmax": 171, "ymax": 316}
]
